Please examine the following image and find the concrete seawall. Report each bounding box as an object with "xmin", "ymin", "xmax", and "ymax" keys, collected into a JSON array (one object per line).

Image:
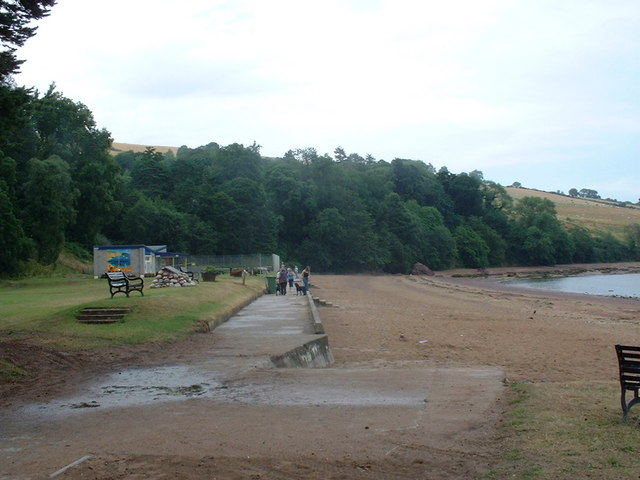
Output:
[
  {"xmin": 271, "ymin": 334, "xmax": 334, "ymax": 367},
  {"xmin": 266, "ymin": 291, "xmax": 335, "ymax": 367}
]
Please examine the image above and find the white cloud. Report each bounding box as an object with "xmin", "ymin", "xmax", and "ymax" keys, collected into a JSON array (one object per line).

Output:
[{"xmin": 14, "ymin": 0, "xmax": 640, "ymax": 201}]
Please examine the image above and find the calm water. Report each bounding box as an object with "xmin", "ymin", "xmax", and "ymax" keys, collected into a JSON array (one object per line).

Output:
[{"xmin": 504, "ymin": 273, "xmax": 640, "ymax": 298}]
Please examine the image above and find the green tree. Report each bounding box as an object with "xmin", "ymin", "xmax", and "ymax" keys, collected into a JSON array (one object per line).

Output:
[
  {"xmin": 440, "ymin": 170, "xmax": 484, "ymax": 218},
  {"xmin": 333, "ymin": 146, "xmax": 347, "ymax": 162},
  {"xmin": 298, "ymin": 208, "xmax": 346, "ymax": 270},
  {"xmin": 568, "ymin": 226, "xmax": 596, "ymax": 263},
  {"xmin": 579, "ymin": 188, "xmax": 600, "ymax": 199},
  {"xmin": 480, "ymin": 181, "xmax": 512, "ymax": 237},
  {"xmin": 592, "ymin": 232, "xmax": 628, "ymax": 262},
  {"xmin": 0, "ymin": 0, "xmax": 56, "ymax": 79},
  {"xmin": 265, "ymin": 162, "xmax": 317, "ymax": 259},
  {"xmin": 509, "ymin": 197, "xmax": 573, "ymax": 265},
  {"xmin": 405, "ymin": 200, "xmax": 455, "ymax": 270},
  {"xmin": 358, "ymin": 162, "xmax": 394, "ymax": 214},
  {"xmin": 624, "ymin": 224, "xmax": 640, "ymax": 260},
  {"xmin": 0, "ymin": 184, "xmax": 30, "ymax": 273},
  {"xmin": 120, "ymin": 194, "xmax": 197, "ymax": 252},
  {"xmin": 33, "ymin": 86, "xmax": 119, "ymax": 247},
  {"xmin": 0, "ymin": 84, "xmax": 37, "ymax": 162},
  {"xmin": 298, "ymin": 204, "xmax": 383, "ymax": 272},
  {"xmin": 454, "ymin": 224, "xmax": 490, "ymax": 268},
  {"xmin": 218, "ymin": 177, "xmax": 277, "ymax": 253},
  {"xmin": 466, "ymin": 216, "xmax": 506, "ymax": 266},
  {"xmin": 376, "ymin": 193, "xmax": 421, "ymax": 273},
  {"xmin": 20, "ymin": 155, "xmax": 77, "ymax": 264},
  {"xmin": 0, "ymin": 151, "xmax": 31, "ymax": 274},
  {"xmin": 113, "ymin": 150, "xmax": 138, "ymax": 173},
  {"xmin": 392, "ymin": 159, "xmax": 449, "ymax": 211},
  {"xmin": 514, "ymin": 225, "xmax": 557, "ymax": 265},
  {"xmin": 130, "ymin": 147, "xmax": 171, "ymax": 199},
  {"xmin": 210, "ymin": 143, "xmax": 263, "ymax": 184},
  {"xmin": 0, "ymin": 82, "xmax": 120, "ymax": 269}
]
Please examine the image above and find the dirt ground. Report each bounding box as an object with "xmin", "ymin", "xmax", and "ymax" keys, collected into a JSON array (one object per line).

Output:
[
  {"xmin": 318, "ymin": 264, "xmax": 640, "ymax": 384},
  {"xmin": 1, "ymin": 263, "xmax": 639, "ymax": 479}
]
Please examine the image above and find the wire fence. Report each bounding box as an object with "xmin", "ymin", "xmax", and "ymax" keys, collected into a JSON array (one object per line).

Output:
[{"xmin": 188, "ymin": 253, "xmax": 280, "ymax": 273}]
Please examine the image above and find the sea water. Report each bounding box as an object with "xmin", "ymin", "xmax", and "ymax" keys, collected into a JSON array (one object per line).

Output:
[{"xmin": 504, "ymin": 273, "xmax": 639, "ymax": 299}]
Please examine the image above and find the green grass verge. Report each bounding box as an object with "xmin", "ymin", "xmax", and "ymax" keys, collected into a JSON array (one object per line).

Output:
[
  {"xmin": 0, "ymin": 274, "xmax": 266, "ymax": 350},
  {"xmin": 492, "ymin": 381, "xmax": 640, "ymax": 479},
  {"xmin": 0, "ymin": 358, "xmax": 30, "ymax": 382}
]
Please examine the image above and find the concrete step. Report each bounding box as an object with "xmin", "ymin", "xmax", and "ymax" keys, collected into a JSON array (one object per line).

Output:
[
  {"xmin": 76, "ymin": 307, "xmax": 130, "ymax": 324},
  {"xmin": 313, "ymin": 298, "xmax": 338, "ymax": 308}
]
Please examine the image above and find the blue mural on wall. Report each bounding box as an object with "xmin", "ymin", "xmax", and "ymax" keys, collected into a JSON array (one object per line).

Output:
[{"xmin": 107, "ymin": 249, "xmax": 131, "ymax": 272}]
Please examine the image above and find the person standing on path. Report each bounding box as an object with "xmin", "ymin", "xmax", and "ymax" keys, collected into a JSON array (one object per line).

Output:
[
  {"xmin": 278, "ymin": 266, "xmax": 288, "ymax": 295},
  {"xmin": 302, "ymin": 266, "xmax": 310, "ymax": 294}
]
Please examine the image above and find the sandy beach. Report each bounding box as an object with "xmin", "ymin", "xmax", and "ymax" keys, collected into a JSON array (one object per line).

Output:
[{"xmin": 314, "ymin": 264, "xmax": 640, "ymax": 383}]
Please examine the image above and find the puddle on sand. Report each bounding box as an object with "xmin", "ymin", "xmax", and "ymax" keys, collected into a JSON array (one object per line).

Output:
[{"xmin": 22, "ymin": 365, "xmax": 224, "ymax": 417}]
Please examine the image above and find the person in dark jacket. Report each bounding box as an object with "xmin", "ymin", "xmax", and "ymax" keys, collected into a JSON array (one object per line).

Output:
[{"xmin": 277, "ymin": 266, "xmax": 288, "ymax": 295}]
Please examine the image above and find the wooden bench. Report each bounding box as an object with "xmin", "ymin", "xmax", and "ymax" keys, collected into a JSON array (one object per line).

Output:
[
  {"xmin": 178, "ymin": 265, "xmax": 198, "ymax": 282},
  {"xmin": 615, "ymin": 344, "xmax": 640, "ymax": 421},
  {"xmin": 106, "ymin": 272, "xmax": 144, "ymax": 298}
]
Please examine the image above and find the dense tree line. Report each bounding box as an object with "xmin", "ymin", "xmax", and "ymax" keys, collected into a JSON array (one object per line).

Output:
[
  {"xmin": 568, "ymin": 188, "xmax": 601, "ymax": 200},
  {"xmin": 0, "ymin": 83, "xmax": 118, "ymax": 274},
  {"xmin": 1, "ymin": 83, "xmax": 639, "ymax": 276}
]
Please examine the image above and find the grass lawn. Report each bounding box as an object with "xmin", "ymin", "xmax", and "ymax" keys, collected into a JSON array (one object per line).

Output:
[
  {"xmin": 488, "ymin": 382, "xmax": 640, "ymax": 480},
  {"xmin": 0, "ymin": 274, "xmax": 266, "ymax": 350}
]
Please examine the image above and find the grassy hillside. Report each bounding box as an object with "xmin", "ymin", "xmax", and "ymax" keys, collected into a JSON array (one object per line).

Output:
[
  {"xmin": 506, "ymin": 187, "xmax": 640, "ymax": 238},
  {"xmin": 111, "ymin": 141, "xmax": 179, "ymax": 155}
]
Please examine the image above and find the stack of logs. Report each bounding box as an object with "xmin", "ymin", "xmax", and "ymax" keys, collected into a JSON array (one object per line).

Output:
[{"xmin": 151, "ymin": 266, "xmax": 197, "ymax": 288}]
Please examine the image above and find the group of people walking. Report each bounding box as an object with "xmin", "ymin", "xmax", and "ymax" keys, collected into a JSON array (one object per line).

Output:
[{"xmin": 276, "ymin": 265, "xmax": 310, "ymax": 295}]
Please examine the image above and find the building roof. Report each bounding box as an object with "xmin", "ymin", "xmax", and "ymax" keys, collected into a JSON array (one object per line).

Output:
[{"xmin": 93, "ymin": 245, "xmax": 188, "ymax": 256}]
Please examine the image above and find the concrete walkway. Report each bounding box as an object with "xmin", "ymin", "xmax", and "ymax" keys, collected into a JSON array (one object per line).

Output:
[{"xmin": 205, "ymin": 288, "xmax": 333, "ymax": 369}]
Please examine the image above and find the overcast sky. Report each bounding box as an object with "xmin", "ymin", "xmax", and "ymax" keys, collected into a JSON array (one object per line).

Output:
[{"xmin": 15, "ymin": 0, "xmax": 640, "ymax": 202}]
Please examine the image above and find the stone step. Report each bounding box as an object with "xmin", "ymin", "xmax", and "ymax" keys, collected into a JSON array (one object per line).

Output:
[
  {"xmin": 313, "ymin": 298, "xmax": 338, "ymax": 308},
  {"xmin": 76, "ymin": 316, "xmax": 124, "ymax": 324},
  {"xmin": 76, "ymin": 307, "xmax": 130, "ymax": 324},
  {"xmin": 79, "ymin": 308, "xmax": 130, "ymax": 315}
]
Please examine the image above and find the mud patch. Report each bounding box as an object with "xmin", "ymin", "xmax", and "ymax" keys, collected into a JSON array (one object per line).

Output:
[{"xmin": 20, "ymin": 365, "xmax": 224, "ymax": 417}]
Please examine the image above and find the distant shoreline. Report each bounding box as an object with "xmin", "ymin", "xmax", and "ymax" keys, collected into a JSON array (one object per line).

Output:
[
  {"xmin": 428, "ymin": 262, "xmax": 640, "ymax": 303},
  {"xmin": 437, "ymin": 261, "xmax": 640, "ymax": 280}
]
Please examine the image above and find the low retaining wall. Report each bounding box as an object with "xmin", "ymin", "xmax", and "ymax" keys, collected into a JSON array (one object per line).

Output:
[
  {"xmin": 270, "ymin": 335, "xmax": 334, "ymax": 368},
  {"xmin": 200, "ymin": 291, "xmax": 264, "ymax": 332},
  {"xmin": 307, "ymin": 293, "xmax": 325, "ymax": 334},
  {"xmin": 270, "ymin": 293, "xmax": 333, "ymax": 367}
]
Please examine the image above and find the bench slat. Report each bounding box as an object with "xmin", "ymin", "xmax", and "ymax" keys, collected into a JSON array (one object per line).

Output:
[
  {"xmin": 617, "ymin": 349, "xmax": 640, "ymax": 355},
  {"xmin": 615, "ymin": 344, "xmax": 640, "ymax": 422}
]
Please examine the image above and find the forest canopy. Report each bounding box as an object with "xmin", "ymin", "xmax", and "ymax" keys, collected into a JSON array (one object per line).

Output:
[{"xmin": 1, "ymin": 83, "xmax": 639, "ymax": 276}]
